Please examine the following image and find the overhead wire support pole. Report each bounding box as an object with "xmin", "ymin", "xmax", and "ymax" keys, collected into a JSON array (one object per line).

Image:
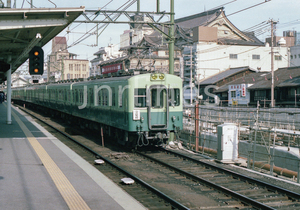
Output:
[
  {"xmin": 137, "ymin": 0, "xmax": 140, "ymax": 13},
  {"xmin": 168, "ymin": 0, "xmax": 175, "ymax": 143},
  {"xmin": 168, "ymin": 0, "xmax": 174, "ymax": 75}
]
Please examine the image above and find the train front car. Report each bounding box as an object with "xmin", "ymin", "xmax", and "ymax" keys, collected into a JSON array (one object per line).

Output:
[{"xmin": 127, "ymin": 73, "xmax": 183, "ymax": 147}]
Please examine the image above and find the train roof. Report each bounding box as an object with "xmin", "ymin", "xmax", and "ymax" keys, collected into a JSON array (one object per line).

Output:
[{"xmin": 12, "ymin": 73, "xmax": 181, "ymax": 89}]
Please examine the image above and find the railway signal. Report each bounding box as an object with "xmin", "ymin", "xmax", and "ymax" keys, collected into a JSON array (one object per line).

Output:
[{"xmin": 29, "ymin": 46, "xmax": 44, "ymax": 75}]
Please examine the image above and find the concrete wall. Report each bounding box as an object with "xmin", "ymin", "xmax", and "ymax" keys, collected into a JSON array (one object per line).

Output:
[
  {"xmin": 179, "ymin": 130, "xmax": 300, "ymax": 172},
  {"xmin": 239, "ymin": 141, "xmax": 300, "ymax": 172}
]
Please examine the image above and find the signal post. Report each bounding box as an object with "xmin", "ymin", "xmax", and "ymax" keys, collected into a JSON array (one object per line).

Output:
[{"xmin": 29, "ymin": 46, "xmax": 44, "ymax": 83}]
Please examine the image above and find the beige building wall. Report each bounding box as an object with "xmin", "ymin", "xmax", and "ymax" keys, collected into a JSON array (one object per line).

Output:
[
  {"xmin": 48, "ymin": 51, "xmax": 89, "ymax": 81},
  {"xmin": 64, "ymin": 59, "xmax": 89, "ymax": 80},
  {"xmin": 49, "ymin": 36, "xmax": 89, "ymax": 81}
]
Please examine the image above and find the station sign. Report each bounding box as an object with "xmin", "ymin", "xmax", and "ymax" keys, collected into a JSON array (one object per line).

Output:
[{"xmin": 241, "ymin": 84, "xmax": 246, "ymax": 97}]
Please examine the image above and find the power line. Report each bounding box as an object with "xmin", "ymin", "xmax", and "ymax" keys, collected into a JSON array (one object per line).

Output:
[{"xmin": 227, "ymin": 0, "xmax": 271, "ymax": 17}]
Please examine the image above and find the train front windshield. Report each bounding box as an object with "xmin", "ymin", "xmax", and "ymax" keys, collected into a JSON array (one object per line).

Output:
[{"xmin": 134, "ymin": 88, "xmax": 180, "ymax": 108}]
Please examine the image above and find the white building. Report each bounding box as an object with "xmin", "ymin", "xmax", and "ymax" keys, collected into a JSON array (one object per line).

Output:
[
  {"xmin": 120, "ymin": 15, "xmax": 154, "ymax": 49},
  {"xmin": 179, "ymin": 7, "xmax": 289, "ymax": 85},
  {"xmin": 290, "ymin": 45, "xmax": 300, "ymax": 67},
  {"xmin": 90, "ymin": 44, "xmax": 123, "ymax": 76},
  {"xmin": 194, "ymin": 42, "xmax": 289, "ymax": 79}
]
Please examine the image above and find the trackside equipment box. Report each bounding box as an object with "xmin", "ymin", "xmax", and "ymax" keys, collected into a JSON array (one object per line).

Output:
[{"xmin": 217, "ymin": 123, "xmax": 238, "ymax": 162}]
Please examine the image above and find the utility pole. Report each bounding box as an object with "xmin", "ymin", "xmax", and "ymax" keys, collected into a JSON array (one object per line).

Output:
[
  {"xmin": 270, "ymin": 19, "xmax": 278, "ymax": 108},
  {"xmin": 189, "ymin": 46, "xmax": 193, "ymax": 105}
]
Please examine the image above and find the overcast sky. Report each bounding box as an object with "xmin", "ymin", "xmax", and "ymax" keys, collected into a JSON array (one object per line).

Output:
[{"xmin": 18, "ymin": 0, "xmax": 300, "ymax": 61}]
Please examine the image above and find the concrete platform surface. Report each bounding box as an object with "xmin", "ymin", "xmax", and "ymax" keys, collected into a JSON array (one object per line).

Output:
[{"xmin": 0, "ymin": 102, "xmax": 146, "ymax": 210}]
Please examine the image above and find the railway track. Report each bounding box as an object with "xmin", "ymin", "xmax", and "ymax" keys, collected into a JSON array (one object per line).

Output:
[
  {"xmin": 136, "ymin": 149, "xmax": 300, "ymax": 209},
  {"xmin": 17, "ymin": 105, "xmax": 300, "ymax": 209}
]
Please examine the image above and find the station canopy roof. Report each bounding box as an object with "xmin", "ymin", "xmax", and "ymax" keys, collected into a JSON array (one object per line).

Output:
[{"xmin": 0, "ymin": 7, "xmax": 85, "ymax": 83}]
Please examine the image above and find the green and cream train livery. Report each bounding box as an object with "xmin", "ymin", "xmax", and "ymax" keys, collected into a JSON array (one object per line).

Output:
[{"xmin": 12, "ymin": 73, "xmax": 183, "ymax": 147}]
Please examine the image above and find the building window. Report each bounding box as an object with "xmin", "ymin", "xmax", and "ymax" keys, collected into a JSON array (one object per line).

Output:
[
  {"xmin": 298, "ymin": 54, "xmax": 300, "ymax": 58},
  {"xmin": 252, "ymin": 54, "xmax": 260, "ymax": 60},
  {"xmin": 69, "ymin": 64, "xmax": 73, "ymax": 71},
  {"xmin": 291, "ymin": 55, "xmax": 293, "ymax": 59},
  {"xmin": 229, "ymin": 54, "xmax": 238, "ymax": 59},
  {"xmin": 231, "ymin": 91, "xmax": 236, "ymax": 98},
  {"xmin": 275, "ymin": 55, "xmax": 282, "ymax": 61}
]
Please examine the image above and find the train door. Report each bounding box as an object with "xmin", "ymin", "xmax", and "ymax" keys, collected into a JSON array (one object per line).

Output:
[{"xmin": 147, "ymin": 85, "xmax": 169, "ymax": 130}]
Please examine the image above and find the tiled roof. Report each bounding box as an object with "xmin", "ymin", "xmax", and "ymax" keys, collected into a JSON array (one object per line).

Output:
[
  {"xmin": 248, "ymin": 66, "xmax": 300, "ymax": 89},
  {"xmin": 200, "ymin": 66, "xmax": 257, "ymax": 85},
  {"xmin": 93, "ymin": 49, "xmax": 106, "ymax": 55},
  {"xmin": 175, "ymin": 7, "xmax": 223, "ymax": 29},
  {"xmin": 98, "ymin": 56, "xmax": 129, "ymax": 66},
  {"xmin": 175, "ymin": 7, "xmax": 263, "ymax": 46},
  {"xmin": 219, "ymin": 38, "xmax": 264, "ymax": 46},
  {"xmin": 215, "ymin": 72, "xmax": 269, "ymax": 93},
  {"xmin": 277, "ymin": 76, "xmax": 300, "ymax": 87}
]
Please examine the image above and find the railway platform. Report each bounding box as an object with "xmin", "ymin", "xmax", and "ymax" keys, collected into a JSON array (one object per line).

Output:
[{"xmin": 0, "ymin": 102, "xmax": 146, "ymax": 210}]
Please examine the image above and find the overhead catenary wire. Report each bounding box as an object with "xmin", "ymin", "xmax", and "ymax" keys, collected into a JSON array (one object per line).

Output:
[
  {"xmin": 22, "ymin": 0, "xmax": 287, "ymax": 72},
  {"xmin": 68, "ymin": 0, "xmax": 137, "ymax": 49},
  {"xmin": 43, "ymin": 0, "xmax": 122, "ymax": 58},
  {"xmin": 65, "ymin": 0, "xmax": 273, "ymax": 53},
  {"xmin": 49, "ymin": 0, "xmax": 274, "ymax": 65}
]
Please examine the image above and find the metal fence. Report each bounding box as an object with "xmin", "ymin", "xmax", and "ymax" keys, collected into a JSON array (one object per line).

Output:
[{"xmin": 182, "ymin": 104, "xmax": 300, "ymax": 182}]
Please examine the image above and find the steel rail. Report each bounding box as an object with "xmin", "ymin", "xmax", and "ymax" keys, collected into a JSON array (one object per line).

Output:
[
  {"xmin": 161, "ymin": 148, "xmax": 300, "ymax": 201},
  {"xmin": 136, "ymin": 150, "xmax": 278, "ymax": 210},
  {"xmin": 17, "ymin": 106, "xmax": 190, "ymax": 210}
]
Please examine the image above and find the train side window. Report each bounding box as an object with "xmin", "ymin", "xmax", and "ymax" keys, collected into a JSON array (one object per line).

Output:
[
  {"xmin": 58, "ymin": 90, "xmax": 63, "ymax": 101},
  {"xmin": 67, "ymin": 90, "xmax": 71, "ymax": 102},
  {"xmin": 89, "ymin": 88, "xmax": 94, "ymax": 105},
  {"xmin": 72, "ymin": 91, "xmax": 74, "ymax": 103},
  {"xmin": 134, "ymin": 88, "xmax": 146, "ymax": 107},
  {"xmin": 98, "ymin": 90, "xmax": 101, "ymax": 106},
  {"xmin": 169, "ymin": 88, "xmax": 180, "ymax": 106},
  {"xmin": 102, "ymin": 89, "xmax": 108, "ymax": 106},
  {"xmin": 75, "ymin": 89, "xmax": 79, "ymax": 103},
  {"xmin": 119, "ymin": 88, "xmax": 128, "ymax": 108},
  {"xmin": 111, "ymin": 87, "xmax": 115, "ymax": 106},
  {"xmin": 64, "ymin": 90, "xmax": 67, "ymax": 101},
  {"xmin": 79, "ymin": 89, "xmax": 83, "ymax": 104}
]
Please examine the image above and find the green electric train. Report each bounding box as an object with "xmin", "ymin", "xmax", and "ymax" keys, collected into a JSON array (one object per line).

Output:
[{"xmin": 12, "ymin": 73, "xmax": 183, "ymax": 147}]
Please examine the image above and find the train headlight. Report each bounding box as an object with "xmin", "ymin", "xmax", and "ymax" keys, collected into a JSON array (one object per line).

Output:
[
  {"xmin": 159, "ymin": 74, "xmax": 165, "ymax": 80},
  {"xmin": 150, "ymin": 73, "xmax": 165, "ymax": 81},
  {"xmin": 151, "ymin": 74, "xmax": 157, "ymax": 80}
]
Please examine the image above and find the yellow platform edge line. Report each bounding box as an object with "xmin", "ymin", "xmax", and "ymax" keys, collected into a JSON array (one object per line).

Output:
[{"xmin": 11, "ymin": 109, "xmax": 91, "ymax": 210}]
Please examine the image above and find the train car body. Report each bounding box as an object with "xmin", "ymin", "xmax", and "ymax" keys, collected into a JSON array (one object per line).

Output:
[{"xmin": 12, "ymin": 73, "xmax": 183, "ymax": 147}]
